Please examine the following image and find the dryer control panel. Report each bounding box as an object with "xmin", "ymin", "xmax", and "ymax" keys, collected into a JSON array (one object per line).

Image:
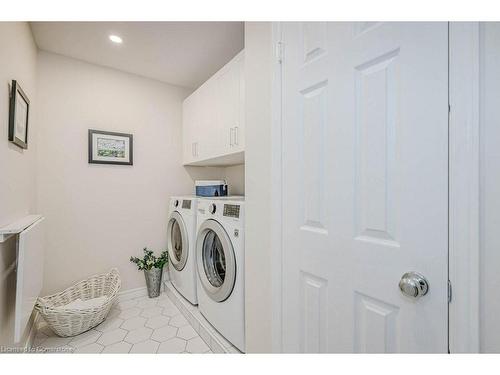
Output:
[{"xmin": 223, "ymin": 204, "xmax": 240, "ymax": 219}]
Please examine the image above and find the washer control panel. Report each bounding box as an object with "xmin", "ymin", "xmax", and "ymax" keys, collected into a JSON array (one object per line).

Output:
[
  {"xmin": 182, "ymin": 200, "xmax": 191, "ymax": 209},
  {"xmin": 223, "ymin": 204, "xmax": 240, "ymax": 219}
]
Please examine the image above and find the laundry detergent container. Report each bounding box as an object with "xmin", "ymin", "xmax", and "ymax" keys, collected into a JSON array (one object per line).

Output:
[{"xmin": 195, "ymin": 180, "xmax": 228, "ymax": 197}]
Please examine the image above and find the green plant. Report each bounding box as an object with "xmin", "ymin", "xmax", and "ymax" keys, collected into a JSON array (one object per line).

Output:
[{"xmin": 130, "ymin": 248, "xmax": 169, "ymax": 271}]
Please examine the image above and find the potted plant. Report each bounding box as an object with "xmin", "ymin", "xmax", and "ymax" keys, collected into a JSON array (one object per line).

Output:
[{"xmin": 130, "ymin": 248, "xmax": 169, "ymax": 298}]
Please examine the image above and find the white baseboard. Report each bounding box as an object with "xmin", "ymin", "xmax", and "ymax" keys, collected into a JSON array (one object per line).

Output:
[
  {"xmin": 117, "ymin": 286, "xmax": 147, "ymax": 302},
  {"xmin": 117, "ymin": 269, "xmax": 170, "ymax": 302}
]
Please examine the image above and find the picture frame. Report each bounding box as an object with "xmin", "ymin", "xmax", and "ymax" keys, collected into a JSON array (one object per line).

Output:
[
  {"xmin": 88, "ymin": 129, "xmax": 133, "ymax": 165},
  {"xmin": 8, "ymin": 80, "xmax": 30, "ymax": 149}
]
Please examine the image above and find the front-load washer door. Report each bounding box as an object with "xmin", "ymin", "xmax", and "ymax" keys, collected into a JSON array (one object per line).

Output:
[
  {"xmin": 167, "ymin": 211, "xmax": 188, "ymax": 271},
  {"xmin": 196, "ymin": 219, "xmax": 236, "ymax": 302}
]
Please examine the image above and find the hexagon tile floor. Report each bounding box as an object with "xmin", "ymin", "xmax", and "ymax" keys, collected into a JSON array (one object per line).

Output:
[{"xmin": 33, "ymin": 293, "xmax": 213, "ymax": 353}]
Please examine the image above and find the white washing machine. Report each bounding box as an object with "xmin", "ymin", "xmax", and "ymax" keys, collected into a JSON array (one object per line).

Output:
[
  {"xmin": 166, "ymin": 196, "xmax": 198, "ymax": 305},
  {"xmin": 196, "ymin": 197, "xmax": 245, "ymax": 352}
]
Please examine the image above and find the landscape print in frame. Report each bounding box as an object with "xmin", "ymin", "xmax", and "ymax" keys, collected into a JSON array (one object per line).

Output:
[{"xmin": 88, "ymin": 129, "xmax": 133, "ymax": 165}]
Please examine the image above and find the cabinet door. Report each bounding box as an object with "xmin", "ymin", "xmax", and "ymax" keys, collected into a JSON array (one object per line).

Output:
[
  {"xmin": 182, "ymin": 93, "xmax": 196, "ymax": 164},
  {"xmin": 183, "ymin": 90, "xmax": 202, "ymax": 164},
  {"xmin": 197, "ymin": 81, "xmax": 217, "ymax": 160},
  {"xmin": 233, "ymin": 52, "xmax": 245, "ymax": 152},
  {"xmin": 216, "ymin": 54, "xmax": 241, "ymax": 155}
]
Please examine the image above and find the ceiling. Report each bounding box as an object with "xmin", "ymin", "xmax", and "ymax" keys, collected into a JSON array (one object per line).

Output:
[{"xmin": 30, "ymin": 22, "xmax": 244, "ymax": 89}]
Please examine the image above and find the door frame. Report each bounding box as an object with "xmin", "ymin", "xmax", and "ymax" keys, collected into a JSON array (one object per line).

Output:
[
  {"xmin": 270, "ymin": 21, "xmax": 284, "ymax": 353},
  {"xmin": 448, "ymin": 22, "xmax": 481, "ymax": 353},
  {"xmin": 269, "ymin": 21, "xmax": 481, "ymax": 353}
]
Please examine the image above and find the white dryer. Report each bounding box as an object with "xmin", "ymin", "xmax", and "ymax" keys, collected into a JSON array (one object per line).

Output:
[
  {"xmin": 196, "ymin": 197, "xmax": 245, "ymax": 352},
  {"xmin": 167, "ymin": 196, "xmax": 198, "ymax": 305}
]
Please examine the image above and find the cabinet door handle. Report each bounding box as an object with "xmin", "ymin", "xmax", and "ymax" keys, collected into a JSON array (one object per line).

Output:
[
  {"xmin": 195, "ymin": 142, "xmax": 198, "ymax": 156},
  {"xmin": 234, "ymin": 126, "xmax": 239, "ymax": 146},
  {"xmin": 230, "ymin": 128, "xmax": 234, "ymax": 147},
  {"xmin": 192, "ymin": 142, "xmax": 195, "ymax": 156}
]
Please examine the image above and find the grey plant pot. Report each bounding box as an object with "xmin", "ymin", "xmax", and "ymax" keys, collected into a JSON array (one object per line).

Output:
[{"xmin": 144, "ymin": 267, "xmax": 163, "ymax": 298}]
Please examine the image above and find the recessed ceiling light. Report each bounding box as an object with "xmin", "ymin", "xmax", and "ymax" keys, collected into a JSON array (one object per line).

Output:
[{"xmin": 109, "ymin": 35, "xmax": 123, "ymax": 44}]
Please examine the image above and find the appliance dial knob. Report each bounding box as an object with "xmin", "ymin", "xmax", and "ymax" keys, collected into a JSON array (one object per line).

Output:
[
  {"xmin": 174, "ymin": 199, "xmax": 179, "ymax": 207},
  {"xmin": 209, "ymin": 203, "xmax": 216, "ymax": 214}
]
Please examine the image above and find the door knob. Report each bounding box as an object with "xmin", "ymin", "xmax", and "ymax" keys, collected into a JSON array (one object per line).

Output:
[{"xmin": 399, "ymin": 272, "xmax": 429, "ymax": 299}]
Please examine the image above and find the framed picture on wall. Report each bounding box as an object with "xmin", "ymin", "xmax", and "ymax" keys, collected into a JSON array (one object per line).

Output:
[
  {"xmin": 88, "ymin": 129, "xmax": 133, "ymax": 165},
  {"xmin": 8, "ymin": 80, "xmax": 30, "ymax": 149}
]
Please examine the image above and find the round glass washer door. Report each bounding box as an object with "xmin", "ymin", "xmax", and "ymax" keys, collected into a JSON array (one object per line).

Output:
[
  {"xmin": 196, "ymin": 219, "xmax": 236, "ymax": 302},
  {"xmin": 167, "ymin": 211, "xmax": 188, "ymax": 271}
]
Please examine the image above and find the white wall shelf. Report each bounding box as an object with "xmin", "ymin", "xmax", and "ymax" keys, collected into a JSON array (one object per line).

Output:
[{"xmin": 0, "ymin": 215, "xmax": 43, "ymax": 243}]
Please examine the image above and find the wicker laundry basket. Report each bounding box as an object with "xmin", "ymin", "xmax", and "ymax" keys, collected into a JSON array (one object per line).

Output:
[{"xmin": 35, "ymin": 268, "xmax": 121, "ymax": 337}]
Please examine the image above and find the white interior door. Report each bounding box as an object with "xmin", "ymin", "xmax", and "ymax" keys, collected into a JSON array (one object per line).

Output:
[{"xmin": 281, "ymin": 22, "xmax": 449, "ymax": 353}]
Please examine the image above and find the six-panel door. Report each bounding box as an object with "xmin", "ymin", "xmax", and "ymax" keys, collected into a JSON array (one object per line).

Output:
[{"xmin": 281, "ymin": 22, "xmax": 449, "ymax": 353}]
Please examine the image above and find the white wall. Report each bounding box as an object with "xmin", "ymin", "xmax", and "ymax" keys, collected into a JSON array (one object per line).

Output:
[
  {"xmin": 0, "ymin": 23, "xmax": 244, "ymax": 347},
  {"xmin": 0, "ymin": 22, "xmax": 38, "ymax": 346},
  {"xmin": 184, "ymin": 164, "xmax": 245, "ymax": 196},
  {"xmin": 36, "ymin": 51, "xmax": 197, "ymax": 294},
  {"xmin": 225, "ymin": 164, "xmax": 245, "ymax": 196},
  {"xmin": 36, "ymin": 51, "xmax": 243, "ymax": 295},
  {"xmin": 480, "ymin": 22, "xmax": 500, "ymax": 353},
  {"xmin": 244, "ymin": 22, "xmax": 275, "ymax": 352}
]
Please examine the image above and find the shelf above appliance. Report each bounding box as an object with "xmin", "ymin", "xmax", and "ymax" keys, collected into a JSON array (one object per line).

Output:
[{"xmin": 0, "ymin": 215, "xmax": 43, "ymax": 243}]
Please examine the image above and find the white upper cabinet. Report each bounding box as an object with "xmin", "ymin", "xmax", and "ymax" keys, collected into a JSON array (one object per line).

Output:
[
  {"xmin": 182, "ymin": 50, "xmax": 245, "ymax": 166},
  {"xmin": 216, "ymin": 51, "xmax": 244, "ymax": 154},
  {"xmin": 182, "ymin": 91, "xmax": 197, "ymax": 164}
]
